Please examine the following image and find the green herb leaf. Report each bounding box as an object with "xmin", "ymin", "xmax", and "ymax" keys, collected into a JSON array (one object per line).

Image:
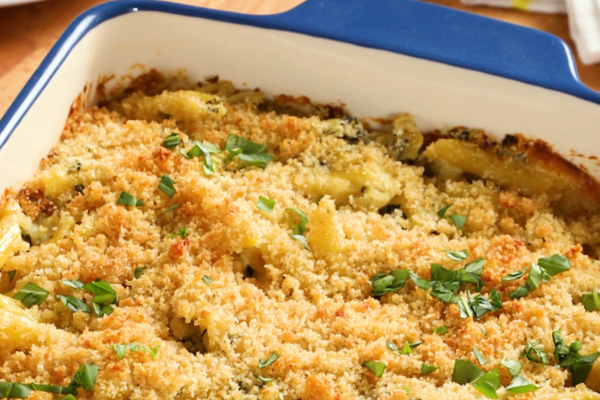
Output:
[
  {"xmin": 362, "ymin": 361, "xmax": 386, "ymax": 377},
  {"xmin": 458, "ymin": 296, "xmax": 474, "ymax": 319},
  {"xmin": 117, "ymin": 191, "xmax": 144, "ymax": 207},
  {"xmin": 473, "ymin": 347, "xmax": 488, "ymax": 365},
  {"xmin": 449, "ymin": 214, "xmax": 467, "ymax": 229},
  {"xmin": 422, "ymin": 363, "xmax": 440, "ymax": 376},
  {"xmin": 502, "ymin": 267, "xmax": 528, "ymax": 282},
  {"xmin": 162, "ymin": 203, "xmax": 180, "ymax": 214},
  {"xmin": 127, "ymin": 343, "xmax": 160, "ymax": 360},
  {"xmin": 189, "ymin": 140, "xmax": 221, "ymax": 175},
  {"xmin": 0, "ymin": 382, "xmax": 31, "ymax": 399},
  {"xmin": 466, "ymin": 289, "xmax": 502, "ymax": 319},
  {"xmin": 464, "ymin": 258, "xmax": 485, "ymax": 282},
  {"xmin": 257, "ymin": 196, "xmax": 275, "ymax": 214},
  {"xmin": 286, "ymin": 208, "xmax": 309, "ymax": 235},
  {"xmin": 525, "ymin": 263, "xmax": 550, "ymax": 293},
  {"xmin": 91, "ymin": 302, "xmax": 114, "ymax": 317},
  {"xmin": 259, "ymin": 352, "xmax": 279, "ymax": 369},
  {"xmin": 452, "ymin": 359, "xmax": 483, "ymax": 384},
  {"xmin": 408, "ymin": 271, "xmax": 432, "ymax": 291},
  {"xmin": 371, "ymin": 269, "xmax": 409, "ymax": 296},
  {"xmin": 225, "ymin": 134, "xmax": 274, "ymax": 169},
  {"xmin": 168, "ymin": 227, "xmax": 189, "ymax": 239},
  {"xmin": 537, "ymin": 253, "xmax": 571, "ymax": 276},
  {"xmin": 509, "ymin": 286, "xmax": 529, "ymax": 299},
  {"xmin": 471, "ymin": 369, "xmax": 501, "ymax": 399},
  {"xmin": 13, "ymin": 282, "xmax": 49, "ymax": 308},
  {"xmin": 134, "ymin": 265, "xmax": 148, "ymax": 279},
  {"xmin": 158, "ymin": 175, "xmax": 176, "ymax": 198},
  {"xmin": 202, "ymin": 275, "xmax": 212, "ymax": 286},
  {"xmin": 62, "ymin": 279, "xmax": 84, "ymax": 290},
  {"xmin": 386, "ymin": 341, "xmax": 401, "ymax": 355},
  {"xmin": 437, "ymin": 204, "xmax": 453, "ymax": 218},
  {"xmin": 480, "ymin": 327, "xmax": 488, "ymax": 336},
  {"xmin": 583, "ymin": 293, "xmax": 600, "ymax": 312},
  {"xmin": 83, "ymin": 281, "xmax": 117, "ymax": 305},
  {"xmin": 501, "ymin": 359, "xmax": 522, "ymax": 377},
  {"xmin": 255, "ymin": 375, "xmax": 274, "ymax": 383},
  {"xmin": 290, "ymin": 234, "xmax": 310, "ymax": 250},
  {"xmin": 571, "ymin": 352, "xmax": 599, "ymax": 385},
  {"xmin": 7, "ymin": 270, "xmax": 16, "ymax": 282},
  {"xmin": 433, "ymin": 326, "xmax": 448, "ymax": 335},
  {"xmin": 60, "ymin": 395, "xmax": 78, "ymax": 400},
  {"xmin": 521, "ymin": 341, "xmax": 549, "ymax": 365},
  {"xmin": 444, "ymin": 249, "xmax": 468, "ymax": 261},
  {"xmin": 162, "ymin": 132, "xmax": 181, "ymax": 149},
  {"xmin": 506, "ymin": 375, "xmax": 539, "ymax": 393},
  {"xmin": 57, "ymin": 295, "xmax": 92, "ymax": 313},
  {"xmin": 111, "ymin": 344, "xmax": 128, "ymax": 359},
  {"xmin": 69, "ymin": 363, "xmax": 98, "ymax": 391}
]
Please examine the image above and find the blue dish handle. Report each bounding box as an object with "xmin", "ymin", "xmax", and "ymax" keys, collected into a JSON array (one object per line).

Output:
[
  {"xmin": 1, "ymin": 0, "xmax": 599, "ymax": 143},
  {"xmin": 253, "ymin": 0, "xmax": 600, "ymax": 104}
]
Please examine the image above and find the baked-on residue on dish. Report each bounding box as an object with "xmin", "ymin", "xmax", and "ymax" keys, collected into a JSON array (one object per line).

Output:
[{"xmin": 0, "ymin": 75, "xmax": 599, "ymax": 400}]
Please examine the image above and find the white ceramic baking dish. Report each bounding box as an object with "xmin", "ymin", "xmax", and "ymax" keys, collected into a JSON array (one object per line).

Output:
[{"xmin": 0, "ymin": 0, "xmax": 599, "ymax": 193}]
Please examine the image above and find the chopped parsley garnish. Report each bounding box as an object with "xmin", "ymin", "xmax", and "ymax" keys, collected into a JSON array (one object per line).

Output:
[
  {"xmin": 505, "ymin": 375, "xmax": 539, "ymax": 394},
  {"xmin": 508, "ymin": 286, "xmax": 529, "ymax": 299},
  {"xmin": 69, "ymin": 363, "xmax": 99, "ymax": 391},
  {"xmin": 501, "ymin": 359, "xmax": 522, "ymax": 377},
  {"xmin": 158, "ymin": 175, "xmax": 176, "ymax": 198},
  {"xmin": 520, "ymin": 341, "xmax": 549, "ymax": 365},
  {"xmin": 433, "ymin": 326, "xmax": 448, "ymax": 335},
  {"xmin": 370, "ymin": 270, "xmax": 409, "ymax": 296},
  {"xmin": 506, "ymin": 255, "xmax": 571, "ymax": 299},
  {"xmin": 552, "ymin": 329, "xmax": 599, "ymax": 385},
  {"xmin": 162, "ymin": 132, "xmax": 181, "ymax": 149},
  {"xmin": 463, "ymin": 289, "xmax": 502, "ymax": 320},
  {"xmin": 224, "ymin": 134, "xmax": 274, "ymax": 169},
  {"xmin": 437, "ymin": 204, "xmax": 453, "ymax": 218},
  {"xmin": 471, "ymin": 369, "xmax": 501, "ymax": 399},
  {"xmin": 134, "ymin": 265, "xmax": 148, "ymax": 279},
  {"xmin": 449, "ymin": 214, "xmax": 467, "ymax": 229},
  {"xmin": 386, "ymin": 341, "xmax": 401, "ymax": 354},
  {"xmin": 111, "ymin": 344, "xmax": 128, "ymax": 359},
  {"xmin": 13, "ymin": 282, "xmax": 49, "ymax": 308},
  {"xmin": 112, "ymin": 343, "xmax": 160, "ymax": 361},
  {"xmin": 117, "ymin": 191, "xmax": 144, "ymax": 207},
  {"xmin": 7, "ymin": 270, "xmax": 15, "ymax": 282},
  {"xmin": 256, "ymin": 196, "xmax": 275, "ymax": 214},
  {"xmin": 162, "ymin": 203, "xmax": 180, "ymax": 214},
  {"xmin": 501, "ymin": 267, "xmax": 528, "ymax": 282},
  {"xmin": 186, "ymin": 141, "xmax": 221, "ymax": 175},
  {"xmin": 583, "ymin": 293, "xmax": 600, "ymax": 312},
  {"xmin": 537, "ymin": 253, "xmax": 572, "ymax": 276},
  {"xmin": 57, "ymin": 295, "xmax": 91, "ymax": 313},
  {"xmin": 0, "ymin": 363, "xmax": 98, "ymax": 398},
  {"xmin": 473, "ymin": 347, "xmax": 488, "ymax": 365},
  {"xmin": 82, "ymin": 280, "xmax": 117, "ymax": 317},
  {"xmin": 453, "ymin": 360, "xmax": 500, "ymax": 399},
  {"xmin": 258, "ymin": 352, "xmax": 279, "ymax": 368},
  {"xmin": 362, "ymin": 361, "xmax": 386, "ymax": 377},
  {"xmin": 168, "ymin": 227, "xmax": 189, "ymax": 239},
  {"xmin": 202, "ymin": 275, "xmax": 212, "ymax": 285},
  {"xmin": 445, "ymin": 249, "xmax": 468, "ymax": 261},
  {"xmin": 422, "ymin": 363, "xmax": 439, "ymax": 376},
  {"xmin": 63, "ymin": 279, "xmax": 84, "ymax": 290},
  {"xmin": 286, "ymin": 208, "xmax": 310, "ymax": 250}
]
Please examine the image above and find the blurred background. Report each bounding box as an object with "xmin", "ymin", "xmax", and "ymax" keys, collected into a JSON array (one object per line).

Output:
[{"xmin": 0, "ymin": 0, "xmax": 598, "ymax": 117}]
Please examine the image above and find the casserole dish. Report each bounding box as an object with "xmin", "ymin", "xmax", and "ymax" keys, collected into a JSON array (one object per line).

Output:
[{"xmin": 0, "ymin": 0, "xmax": 600, "ymax": 194}]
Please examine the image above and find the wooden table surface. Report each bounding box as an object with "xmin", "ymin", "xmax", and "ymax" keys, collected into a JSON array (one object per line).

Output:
[{"xmin": 0, "ymin": 0, "xmax": 599, "ymax": 118}]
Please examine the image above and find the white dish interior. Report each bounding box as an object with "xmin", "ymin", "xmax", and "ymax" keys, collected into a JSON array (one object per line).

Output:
[{"xmin": 1, "ymin": 10, "xmax": 599, "ymax": 193}]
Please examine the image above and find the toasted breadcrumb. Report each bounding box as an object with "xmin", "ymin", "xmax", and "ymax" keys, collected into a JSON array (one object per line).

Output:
[{"xmin": 0, "ymin": 89, "xmax": 599, "ymax": 400}]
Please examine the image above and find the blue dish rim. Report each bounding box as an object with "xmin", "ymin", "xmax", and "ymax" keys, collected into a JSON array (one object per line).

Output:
[{"xmin": 1, "ymin": 0, "xmax": 599, "ymax": 150}]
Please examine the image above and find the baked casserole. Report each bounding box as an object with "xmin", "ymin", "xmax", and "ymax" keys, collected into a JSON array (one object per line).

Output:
[{"xmin": 0, "ymin": 76, "xmax": 599, "ymax": 400}]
